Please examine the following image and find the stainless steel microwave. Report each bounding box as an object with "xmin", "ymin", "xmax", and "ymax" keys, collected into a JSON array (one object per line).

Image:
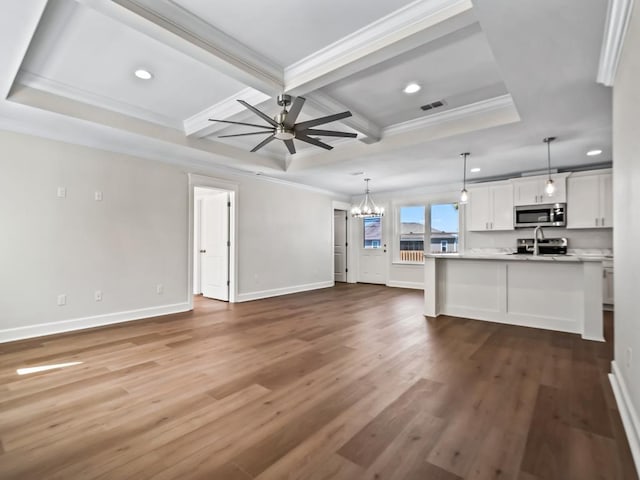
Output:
[{"xmin": 514, "ymin": 203, "xmax": 566, "ymax": 228}]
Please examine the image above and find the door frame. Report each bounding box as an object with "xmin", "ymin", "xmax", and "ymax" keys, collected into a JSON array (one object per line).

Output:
[
  {"xmin": 332, "ymin": 200, "xmax": 356, "ymax": 283},
  {"xmin": 188, "ymin": 174, "xmax": 238, "ymax": 307}
]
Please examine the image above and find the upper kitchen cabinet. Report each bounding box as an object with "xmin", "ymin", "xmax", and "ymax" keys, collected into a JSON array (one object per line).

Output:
[
  {"xmin": 512, "ymin": 174, "xmax": 567, "ymax": 206},
  {"xmin": 467, "ymin": 183, "xmax": 514, "ymax": 231},
  {"xmin": 567, "ymin": 172, "xmax": 612, "ymax": 228}
]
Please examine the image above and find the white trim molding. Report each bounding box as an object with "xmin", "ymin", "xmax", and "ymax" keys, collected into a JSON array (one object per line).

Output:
[
  {"xmin": 236, "ymin": 281, "xmax": 334, "ymax": 303},
  {"xmin": 387, "ymin": 280, "xmax": 424, "ymax": 290},
  {"xmin": 384, "ymin": 94, "xmax": 516, "ymax": 136},
  {"xmin": 609, "ymin": 361, "xmax": 640, "ymax": 472},
  {"xmin": 597, "ymin": 0, "xmax": 636, "ymax": 86},
  {"xmin": 0, "ymin": 303, "xmax": 191, "ymax": 343}
]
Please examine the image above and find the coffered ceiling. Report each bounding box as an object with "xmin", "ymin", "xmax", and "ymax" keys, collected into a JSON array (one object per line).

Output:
[{"xmin": 0, "ymin": 0, "xmax": 612, "ymax": 195}]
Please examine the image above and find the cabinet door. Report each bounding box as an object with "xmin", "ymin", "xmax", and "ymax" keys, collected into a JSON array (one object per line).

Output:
[
  {"xmin": 467, "ymin": 187, "xmax": 491, "ymax": 231},
  {"xmin": 513, "ymin": 179, "xmax": 541, "ymax": 206},
  {"xmin": 600, "ymin": 174, "xmax": 613, "ymax": 228},
  {"xmin": 567, "ymin": 175, "xmax": 600, "ymax": 228},
  {"xmin": 491, "ymin": 184, "xmax": 514, "ymax": 230}
]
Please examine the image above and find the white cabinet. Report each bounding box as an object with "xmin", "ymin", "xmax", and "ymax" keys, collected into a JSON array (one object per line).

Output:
[
  {"xmin": 467, "ymin": 183, "xmax": 514, "ymax": 231},
  {"xmin": 567, "ymin": 173, "xmax": 612, "ymax": 228},
  {"xmin": 603, "ymin": 266, "xmax": 614, "ymax": 305},
  {"xmin": 512, "ymin": 174, "xmax": 567, "ymax": 206}
]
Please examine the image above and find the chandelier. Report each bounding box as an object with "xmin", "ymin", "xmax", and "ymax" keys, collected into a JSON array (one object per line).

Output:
[{"xmin": 351, "ymin": 178, "xmax": 384, "ymax": 218}]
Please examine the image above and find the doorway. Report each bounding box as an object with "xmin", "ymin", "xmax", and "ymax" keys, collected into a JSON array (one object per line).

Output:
[
  {"xmin": 359, "ymin": 216, "xmax": 387, "ymax": 284},
  {"xmin": 333, "ymin": 209, "xmax": 347, "ymax": 282},
  {"xmin": 187, "ymin": 173, "xmax": 239, "ymax": 308},
  {"xmin": 193, "ymin": 186, "xmax": 232, "ymax": 302}
]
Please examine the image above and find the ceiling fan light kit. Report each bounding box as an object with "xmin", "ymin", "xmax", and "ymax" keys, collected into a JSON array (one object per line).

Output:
[{"xmin": 209, "ymin": 94, "xmax": 357, "ymax": 154}]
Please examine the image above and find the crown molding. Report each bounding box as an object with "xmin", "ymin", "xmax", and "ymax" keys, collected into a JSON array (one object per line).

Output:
[
  {"xmin": 17, "ymin": 70, "xmax": 182, "ymax": 129},
  {"xmin": 597, "ymin": 0, "xmax": 635, "ymax": 86},
  {"xmin": 76, "ymin": 0, "xmax": 283, "ymax": 93},
  {"xmin": 183, "ymin": 87, "xmax": 271, "ymax": 137},
  {"xmin": 383, "ymin": 94, "xmax": 515, "ymax": 136},
  {"xmin": 284, "ymin": 0, "xmax": 473, "ymax": 93}
]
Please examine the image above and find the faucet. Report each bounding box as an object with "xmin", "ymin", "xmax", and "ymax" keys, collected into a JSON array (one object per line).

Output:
[{"xmin": 533, "ymin": 226, "xmax": 545, "ymax": 256}]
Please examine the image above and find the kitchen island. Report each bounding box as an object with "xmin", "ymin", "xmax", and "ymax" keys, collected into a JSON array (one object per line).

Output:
[{"xmin": 424, "ymin": 253, "xmax": 606, "ymax": 341}]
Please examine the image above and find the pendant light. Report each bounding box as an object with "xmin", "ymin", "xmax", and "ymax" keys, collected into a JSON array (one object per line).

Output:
[
  {"xmin": 351, "ymin": 178, "xmax": 384, "ymax": 218},
  {"xmin": 543, "ymin": 137, "xmax": 556, "ymax": 196},
  {"xmin": 459, "ymin": 152, "xmax": 470, "ymax": 204}
]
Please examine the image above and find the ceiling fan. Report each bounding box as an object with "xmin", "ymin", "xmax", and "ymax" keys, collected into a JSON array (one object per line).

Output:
[{"xmin": 209, "ymin": 94, "xmax": 357, "ymax": 154}]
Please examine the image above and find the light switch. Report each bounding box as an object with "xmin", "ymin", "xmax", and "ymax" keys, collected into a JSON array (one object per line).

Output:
[
  {"xmin": 57, "ymin": 187, "xmax": 66, "ymax": 198},
  {"xmin": 94, "ymin": 191, "xmax": 103, "ymax": 201},
  {"xmin": 57, "ymin": 294, "xmax": 66, "ymax": 306},
  {"xmin": 94, "ymin": 290, "xmax": 102, "ymax": 301}
]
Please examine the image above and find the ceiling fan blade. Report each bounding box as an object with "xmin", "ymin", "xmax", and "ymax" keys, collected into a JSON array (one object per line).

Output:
[
  {"xmin": 284, "ymin": 139, "xmax": 296, "ymax": 155},
  {"xmin": 294, "ymin": 111, "xmax": 352, "ymax": 130},
  {"xmin": 218, "ymin": 131, "xmax": 275, "ymax": 138},
  {"xmin": 298, "ymin": 128, "xmax": 357, "ymax": 138},
  {"xmin": 283, "ymin": 96, "xmax": 306, "ymax": 128},
  {"xmin": 295, "ymin": 134, "xmax": 333, "ymax": 151},
  {"xmin": 208, "ymin": 119, "xmax": 273, "ymax": 129},
  {"xmin": 237, "ymin": 100, "xmax": 279, "ymax": 127},
  {"xmin": 251, "ymin": 134, "xmax": 276, "ymax": 152}
]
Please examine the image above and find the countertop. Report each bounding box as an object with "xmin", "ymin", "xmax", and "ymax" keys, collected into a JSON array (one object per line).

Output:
[{"xmin": 425, "ymin": 253, "xmax": 613, "ymax": 263}]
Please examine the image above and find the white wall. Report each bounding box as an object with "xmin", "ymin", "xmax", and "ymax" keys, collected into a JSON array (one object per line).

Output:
[
  {"xmin": 612, "ymin": 0, "xmax": 640, "ymax": 467},
  {"xmin": 0, "ymin": 130, "xmax": 189, "ymax": 339},
  {"xmin": 0, "ymin": 130, "xmax": 338, "ymax": 341},
  {"xmin": 235, "ymin": 177, "xmax": 333, "ymax": 300}
]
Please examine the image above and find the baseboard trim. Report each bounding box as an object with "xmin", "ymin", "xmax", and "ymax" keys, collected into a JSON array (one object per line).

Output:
[
  {"xmin": 0, "ymin": 302, "xmax": 191, "ymax": 343},
  {"xmin": 236, "ymin": 281, "xmax": 334, "ymax": 303},
  {"xmin": 609, "ymin": 361, "xmax": 640, "ymax": 473},
  {"xmin": 386, "ymin": 281, "xmax": 424, "ymax": 290}
]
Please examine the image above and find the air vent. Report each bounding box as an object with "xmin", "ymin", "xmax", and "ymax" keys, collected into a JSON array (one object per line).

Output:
[{"xmin": 420, "ymin": 100, "xmax": 447, "ymax": 111}]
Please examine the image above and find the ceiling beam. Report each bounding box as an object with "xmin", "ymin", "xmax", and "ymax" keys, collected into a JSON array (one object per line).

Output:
[
  {"xmin": 75, "ymin": 0, "xmax": 284, "ymax": 94},
  {"xmin": 284, "ymin": 0, "xmax": 475, "ymax": 95}
]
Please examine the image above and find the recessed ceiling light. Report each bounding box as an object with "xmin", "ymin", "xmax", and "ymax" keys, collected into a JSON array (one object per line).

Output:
[
  {"xmin": 587, "ymin": 149, "xmax": 602, "ymax": 156},
  {"xmin": 403, "ymin": 83, "xmax": 421, "ymax": 94},
  {"xmin": 134, "ymin": 69, "xmax": 153, "ymax": 80},
  {"xmin": 470, "ymin": 167, "xmax": 481, "ymax": 173}
]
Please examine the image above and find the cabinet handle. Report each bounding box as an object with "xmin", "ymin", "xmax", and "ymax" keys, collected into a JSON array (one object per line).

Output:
[
  {"xmin": 601, "ymin": 217, "xmax": 605, "ymax": 226},
  {"xmin": 595, "ymin": 218, "xmax": 599, "ymax": 227}
]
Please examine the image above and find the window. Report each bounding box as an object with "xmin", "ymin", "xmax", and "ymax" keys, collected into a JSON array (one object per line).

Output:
[
  {"xmin": 399, "ymin": 206, "xmax": 425, "ymax": 262},
  {"xmin": 430, "ymin": 203, "xmax": 459, "ymax": 253},
  {"xmin": 363, "ymin": 217, "xmax": 382, "ymax": 248}
]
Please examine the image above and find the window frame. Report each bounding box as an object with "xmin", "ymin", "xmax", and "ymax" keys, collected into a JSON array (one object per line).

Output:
[{"xmin": 394, "ymin": 204, "xmax": 426, "ymax": 264}]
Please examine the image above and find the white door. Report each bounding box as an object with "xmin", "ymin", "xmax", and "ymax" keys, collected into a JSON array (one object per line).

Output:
[
  {"xmin": 491, "ymin": 184, "xmax": 515, "ymax": 230},
  {"xmin": 334, "ymin": 210, "xmax": 347, "ymax": 282},
  {"xmin": 201, "ymin": 193, "xmax": 229, "ymax": 301},
  {"xmin": 359, "ymin": 216, "xmax": 386, "ymax": 284}
]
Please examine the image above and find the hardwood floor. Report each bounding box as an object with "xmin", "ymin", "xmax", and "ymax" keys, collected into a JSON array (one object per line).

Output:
[{"xmin": 0, "ymin": 284, "xmax": 636, "ymax": 479}]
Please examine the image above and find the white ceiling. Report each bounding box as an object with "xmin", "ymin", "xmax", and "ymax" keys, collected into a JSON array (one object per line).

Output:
[
  {"xmin": 171, "ymin": 0, "xmax": 419, "ymax": 66},
  {"xmin": 0, "ymin": 0, "xmax": 612, "ymax": 196}
]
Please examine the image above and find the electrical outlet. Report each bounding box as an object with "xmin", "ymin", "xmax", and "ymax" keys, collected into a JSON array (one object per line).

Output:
[
  {"xmin": 57, "ymin": 187, "xmax": 66, "ymax": 198},
  {"xmin": 57, "ymin": 294, "xmax": 66, "ymax": 306},
  {"xmin": 94, "ymin": 290, "xmax": 102, "ymax": 302},
  {"xmin": 94, "ymin": 191, "xmax": 103, "ymax": 201},
  {"xmin": 626, "ymin": 347, "xmax": 632, "ymax": 368},
  {"xmin": 156, "ymin": 284, "xmax": 163, "ymax": 295}
]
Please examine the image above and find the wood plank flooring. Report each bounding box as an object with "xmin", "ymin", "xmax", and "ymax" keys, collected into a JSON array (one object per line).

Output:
[{"xmin": 0, "ymin": 284, "xmax": 636, "ymax": 479}]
